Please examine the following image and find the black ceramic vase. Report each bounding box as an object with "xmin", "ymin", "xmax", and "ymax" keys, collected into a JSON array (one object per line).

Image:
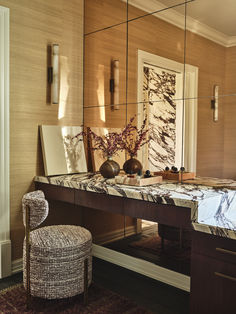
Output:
[
  {"xmin": 123, "ymin": 156, "xmax": 142, "ymax": 175},
  {"xmin": 99, "ymin": 157, "xmax": 120, "ymax": 178}
]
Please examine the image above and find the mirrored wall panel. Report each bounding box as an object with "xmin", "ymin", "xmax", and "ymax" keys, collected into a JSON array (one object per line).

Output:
[
  {"xmin": 184, "ymin": 0, "xmax": 236, "ymax": 178},
  {"xmin": 127, "ymin": 0, "xmax": 190, "ymax": 21},
  {"xmin": 185, "ymin": 0, "xmax": 236, "ymax": 97},
  {"xmin": 84, "ymin": 23, "xmax": 127, "ymax": 112},
  {"xmin": 126, "ymin": 7, "xmax": 187, "ymax": 173},
  {"xmin": 127, "ymin": 7, "xmax": 186, "ymax": 105},
  {"xmin": 83, "ymin": 0, "xmax": 193, "ymax": 279},
  {"xmin": 84, "ymin": 0, "xmax": 127, "ymax": 35}
]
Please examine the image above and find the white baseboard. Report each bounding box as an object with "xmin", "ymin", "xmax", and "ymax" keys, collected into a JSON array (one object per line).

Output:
[
  {"xmin": 92, "ymin": 244, "xmax": 190, "ymax": 292},
  {"xmin": 93, "ymin": 225, "xmax": 136, "ymax": 245},
  {"xmin": 0, "ymin": 240, "xmax": 11, "ymax": 279},
  {"xmin": 12, "ymin": 258, "xmax": 23, "ymax": 274}
]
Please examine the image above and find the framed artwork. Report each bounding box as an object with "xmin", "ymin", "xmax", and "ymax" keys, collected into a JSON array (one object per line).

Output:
[
  {"xmin": 137, "ymin": 49, "xmax": 198, "ymax": 172},
  {"xmin": 40, "ymin": 125, "xmax": 87, "ymax": 176}
]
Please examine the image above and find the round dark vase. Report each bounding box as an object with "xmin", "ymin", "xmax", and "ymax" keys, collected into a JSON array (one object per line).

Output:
[
  {"xmin": 99, "ymin": 157, "xmax": 120, "ymax": 179},
  {"xmin": 123, "ymin": 156, "xmax": 142, "ymax": 175}
]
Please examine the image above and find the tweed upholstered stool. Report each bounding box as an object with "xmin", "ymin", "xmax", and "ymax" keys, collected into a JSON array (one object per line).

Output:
[{"xmin": 22, "ymin": 190, "xmax": 92, "ymax": 305}]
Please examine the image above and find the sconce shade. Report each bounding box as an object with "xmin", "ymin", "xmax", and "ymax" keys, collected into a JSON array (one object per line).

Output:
[
  {"xmin": 47, "ymin": 44, "xmax": 60, "ymax": 104},
  {"xmin": 52, "ymin": 44, "xmax": 59, "ymax": 104},
  {"xmin": 212, "ymin": 85, "xmax": 219, "ymax": 122},
  {"xmin": 110, "ymin": 59, "xmax": 119, "ymax": 110}
]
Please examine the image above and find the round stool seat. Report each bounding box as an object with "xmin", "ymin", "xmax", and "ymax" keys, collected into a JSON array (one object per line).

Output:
[{"xmin": 23, "ymin": 225, "xmax": 92, "ymax": 299}]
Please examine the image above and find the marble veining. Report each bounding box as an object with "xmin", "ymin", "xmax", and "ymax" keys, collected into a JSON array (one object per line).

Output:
[
  {"xmin": 35, "ymin": 174, "xmax": 236, "ymax": 240},
  {"xmin": 143, "ymin": 66, "xmax": 177, "ymax": 171}
]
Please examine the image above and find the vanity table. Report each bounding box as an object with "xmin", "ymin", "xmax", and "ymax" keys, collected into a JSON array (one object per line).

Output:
[{"xmin": 34, "ymin": 173, "xmax": 236, "ymax": 313}]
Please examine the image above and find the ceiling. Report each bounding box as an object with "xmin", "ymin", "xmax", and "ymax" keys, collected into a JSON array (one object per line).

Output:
[{"xmin": 157, "ymin": 0, "xmax": 236, "ymax": 36}]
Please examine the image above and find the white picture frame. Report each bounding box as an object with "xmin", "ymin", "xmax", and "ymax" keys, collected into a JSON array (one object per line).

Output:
[{"xmin": 137, "ymin": 49, "xmax": 198, "ymax": 172}]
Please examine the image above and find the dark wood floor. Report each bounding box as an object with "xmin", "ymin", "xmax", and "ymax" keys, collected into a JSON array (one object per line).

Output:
[{"xmin": 0, "ymin": 257, "xmax": 189, "ymax": 314}]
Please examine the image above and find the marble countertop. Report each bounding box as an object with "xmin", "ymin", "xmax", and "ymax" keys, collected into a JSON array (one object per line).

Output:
[{"xmin": 34, "ymin": 173, "xmax": 236, "ymax": 240}]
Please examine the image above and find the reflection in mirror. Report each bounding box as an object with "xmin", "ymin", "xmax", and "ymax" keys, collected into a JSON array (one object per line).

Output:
[
  {"xmin": 126, "ymin": 4, "xmax": 195, "ymax": 173},
  {"xmin": 84, "ymin": 0, "xmax": 192, "ymax": 35},
  {"xmin": 184, "ymin": 0, "xmax": 236, "ymax": 97},
  {"xmin": 83, "ymin": 0, "xmax": 193, "ymax": 284},
  {"xmin": 181, "ymin": 0, "xmax": 236, "ymax": 178},
  {"xmin": 127, "ymin": 0, "xmax": 192, "ymax": 21},
  {"xmin": 127, "ymin": 5, "xmax": 186, "ymax": 105},
  {"xmin": 84, "ymin": 23, "xmax": 127, "ymax": 128},
  {"xmin": 84, "ymin": 0, "xmax": 127, "ymax": 35},
  {"xmin": 82, "ymin": 0, "xmax": 236, "ymax": 295},
  {"xmin": 223, "ymin": 95, "xmax": 236, "ymax": 179}
]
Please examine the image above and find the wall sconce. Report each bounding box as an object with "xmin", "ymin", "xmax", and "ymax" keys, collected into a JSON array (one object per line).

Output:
[
  {"xmin": 48, "ymin": 44, "xmax": 59, "ymax": 104},
  {"xmin": 211, "ymin": 85, "xmax": 219, "ymax": 122},
  {"xmin": 110, "ymin": 60, "xmax": 119, "ymax": 110}
]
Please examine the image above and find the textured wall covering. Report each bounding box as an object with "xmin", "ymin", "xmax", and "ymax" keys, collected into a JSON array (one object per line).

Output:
[{"xmin": 0, "ymin": 0, "xmax": 84, "ymax": 260}]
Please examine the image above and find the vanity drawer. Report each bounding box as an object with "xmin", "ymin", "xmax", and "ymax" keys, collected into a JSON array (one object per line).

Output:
[
  {"xmin": 192, "ymin": 231, "xmax": 236, "ymax": 264},
  {"xmin": 191, "ymin": 252, "xmax": 236, "ymax": 314},
  {"xmin": 192, "ymin": 252, "xmax": 236, "ymax": 285}
]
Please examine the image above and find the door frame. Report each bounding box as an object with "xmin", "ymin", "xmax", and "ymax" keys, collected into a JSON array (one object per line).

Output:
[
  {"xmin": 137, "ymin": 49, "xmax": 198, "ymax": 172},
  {"xmin": 0, "ymin": 6, "xmax": 11, "ymax": 278}
]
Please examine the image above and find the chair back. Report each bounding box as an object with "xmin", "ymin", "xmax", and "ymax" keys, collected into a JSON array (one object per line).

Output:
[{"xmin": 22, "ymin": 190, "xmax": 49, "ymax": 229}]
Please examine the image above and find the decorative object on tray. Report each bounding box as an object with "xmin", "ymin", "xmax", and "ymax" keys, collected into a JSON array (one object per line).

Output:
[
  {"xmin": 88, "ymin": 128, "xmax": 123, "ymax": 178},
  {"xmin": 154, "ymin": 166, "xmax": 195, "ymax": 181},
  {"xmin": 121, "ymin": 115, "xmax": 149, "ymax": 174},
  {"xmin": 144, "ymin": 170, "xmax": 152, "ymax": 178},
  {"xmin": 88, "ymin": 127, "xmax": 125, "ymax": 173},
  {"xmin": 115, "ymin": 172, "xmax": 162, "ymax": 186},
  {"xmin": 40, "ymin": 125, "xmax": 87, "ymax": 176}
]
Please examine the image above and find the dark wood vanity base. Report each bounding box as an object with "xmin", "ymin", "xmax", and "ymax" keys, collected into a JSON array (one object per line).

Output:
[
  {"xmin": 190, "ymin": 231, "xmax": 236, "ymax": 314},
  {"xmin": 35, "ymin": 181, "xmax": 236, "ymax": 313},
  {"xmin": 36, "ymin": 182, "xmax": 193, "ymax": 230}
]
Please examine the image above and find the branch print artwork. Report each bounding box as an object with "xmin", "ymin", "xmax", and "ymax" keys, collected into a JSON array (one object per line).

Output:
[{"xmin": 143, "ymin": 65, "xmax": 178, "ymax": 171}]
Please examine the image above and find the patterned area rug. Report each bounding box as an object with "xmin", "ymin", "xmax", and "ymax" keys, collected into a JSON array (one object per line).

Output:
[
  {"xmin": 0, "ymin": 283, "xmax": 151, "ymax": 313},
  {"xmin": 130, "ymin": 236, "xmax": 191, "ymax": 261}
]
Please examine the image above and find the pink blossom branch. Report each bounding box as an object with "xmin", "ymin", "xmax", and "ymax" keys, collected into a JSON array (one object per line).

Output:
[
  {"xmin": 88, "ymin": 129, "xmax": 123, "ymax": 157},
  {"xmin": 72, "ymin": 115, "xmax": 149, "ymax": 158},
  {"xmin": 120, "ymin": 115, "xmax": 150, "ymax": 156}
]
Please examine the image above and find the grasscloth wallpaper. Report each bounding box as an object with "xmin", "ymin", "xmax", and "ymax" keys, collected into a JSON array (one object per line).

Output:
[{"xmin": 0, "ymin": 0, "xmax": 83, "ymax": 260}]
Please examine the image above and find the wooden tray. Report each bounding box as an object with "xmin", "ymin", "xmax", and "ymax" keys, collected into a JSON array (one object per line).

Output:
[
  {"xmin": 115, "ymin": 175, "xmax": 163, "ymax": 186},
  {"xmin": 154, "ymin": 171, "xmax": 195, "ymax": 181}
]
